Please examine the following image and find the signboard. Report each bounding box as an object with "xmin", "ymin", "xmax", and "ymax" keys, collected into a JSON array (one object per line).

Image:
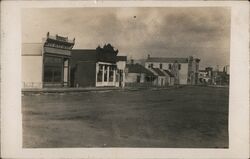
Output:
[{"xmin": 44, "ymin": 47, "xmax": 71, "ymax": 56}]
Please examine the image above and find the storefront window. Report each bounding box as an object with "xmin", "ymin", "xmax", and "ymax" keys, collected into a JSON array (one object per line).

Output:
[
  {"xmin": 44, "ymin": 56, "xmax": 63, "ymax": 83},
  {"xmin": 97, "ymin": 64, "xmax": 103, "ymax": 82},
  {"xmin": 104, "ymin": 65, "xmax": 108, "ymax": 82},
  {"xmin": 109, "ymin": 66, "xmax": 114, "ymax": 82}
]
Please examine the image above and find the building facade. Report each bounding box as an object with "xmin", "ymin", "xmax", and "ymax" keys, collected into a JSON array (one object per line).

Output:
[
  {"xmin": 198, "ymin": 67, "xmax": 213, "ymax": 85},
  {"xmin": 125, "ymin": 63, "xmax": 156, "ymax": 87},
  {"xmin": 149, "ymin": 67, "xmax": 169, "ymax": 87},
  {"xmin": 22, "ymin": 32, "xmax": 75, "ymax": 88},
  {"xmin": 71, "ymin": 44, "xmax": 127, "ymax": 88},
  {"xmin": 145, "ymin": 55, "xmax": 200, "ymax": 85}
]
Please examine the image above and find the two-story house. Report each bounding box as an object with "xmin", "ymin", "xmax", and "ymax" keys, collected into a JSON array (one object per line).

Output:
[{"xmin": 145, "ymin": 55, "xmax": 200, "ymax": 85}]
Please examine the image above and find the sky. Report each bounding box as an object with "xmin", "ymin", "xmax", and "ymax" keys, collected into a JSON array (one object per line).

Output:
[{"xmin": 22, "ymin": 7, "xmax": 230, "ymax": 69}]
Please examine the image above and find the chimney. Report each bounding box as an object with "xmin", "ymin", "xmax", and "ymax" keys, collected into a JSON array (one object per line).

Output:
[{"xmin": 148, "ymin": 54, "xmax": 150, "ymax": 59}]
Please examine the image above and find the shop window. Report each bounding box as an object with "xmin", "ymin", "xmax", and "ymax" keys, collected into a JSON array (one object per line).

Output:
[
  {"xmin": 97, "ymin": 64, "xmax": 103, "ymax": 82},
  {"xmin": 44, "ymin": 56, "xmax": 63, "ymax": 83},
  {"xmin": 109, "ymin": 66, "xmax": 114, "ymax": 82},
  {"xmin": 104, "ymin": 65, "xmax": 108, "ymax": 82}
]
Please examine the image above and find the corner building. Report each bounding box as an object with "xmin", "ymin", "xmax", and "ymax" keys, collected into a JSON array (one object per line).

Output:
[{"xmin": 22, "ymin": 32, "xmax": 75, "ymax": 88}]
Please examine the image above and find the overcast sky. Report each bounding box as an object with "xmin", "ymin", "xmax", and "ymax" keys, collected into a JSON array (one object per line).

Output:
[{"xmin": 22, "ymin": 7, "xmax": 230, "ymax": 69}]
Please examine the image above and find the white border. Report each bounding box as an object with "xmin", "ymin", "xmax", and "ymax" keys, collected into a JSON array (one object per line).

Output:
[{"xmin": 1, "ymin": 1, "xmax": 249, "ymax": 158}]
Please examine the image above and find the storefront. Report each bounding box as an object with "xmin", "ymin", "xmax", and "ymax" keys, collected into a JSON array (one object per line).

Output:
[
  {"xmin": 22, "ymin": 32, "xmax": 75, "ymax": 88},
  {"xmin": 71, "ymin": 44, "xmax": 127, "ymax": 88},
  {"xmin": 42, "ymin": 33, "xmax": 75, "ymax": 87},
  {"xmin": 96, "ymin": 62, "xmax": 117, "ymax": 87}
]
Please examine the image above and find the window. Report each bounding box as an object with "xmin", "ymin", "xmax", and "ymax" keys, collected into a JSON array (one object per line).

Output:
[
  {"xmin": 168, "ymin": 64, "xmax": 172, "ymax": 69},
  {"xmin": 109, "ymin": 66, "xmax": 115, "ymax": 82},
  {"xmin": 148, "ymin": 63, "xmax": 153, "ymax": 68},
  {"xmin": 43, "ymin": 56, "xmax": 63, "ymax": 83},
  {"xmin": 159, "ymin": 63, "xmax": 163, "ymax": 69},
  {"xmin": 104, "ymin": 65, "xmax": 108, "ymax": 82},
  {"xmin": 116, "ymin": 70, "xmax": 119, "ymax": 82},
  {"xmin": 178, "ymin": 64, "xmax": 181, "ymax": 70},
  {"xmin": 97, "ymin": 64, "xmax": 103, "ymax": 82},
  {"xmin": 137, "ymin": 75, "xmax": 140, "ymax": 83}
]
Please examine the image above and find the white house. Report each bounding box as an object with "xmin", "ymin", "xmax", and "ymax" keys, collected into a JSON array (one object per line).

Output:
[
  {"xmin": 145, "ymin": 55, "xmax": 200, "ymax": 85},
  {"xmin": 22, "ymin": 32, "xmax": 75, "ymax": 89}
]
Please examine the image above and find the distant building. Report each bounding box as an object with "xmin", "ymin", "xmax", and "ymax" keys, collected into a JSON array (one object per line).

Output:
[
  {"xmin": 198, "ymin": 67, "xmax": 213, "ymax": 84},
  {"xmin": 125, "ymin": 63, "xmax": 155, "ymax": 86},
  {"xmin": 70, "ymin": 44, "xmax": 127, "ymax": 88},
  {"xmin": 145, "ymin": 55, "xmax": 200, "ymax": 85},
  {"xmin": 223, "ymin": 65, "xmax": 230, "ymax": 75},
  {"xmin": 162, "ymin": 69, "xmax": 175, "ymax": 86},
  {"xmin": 212, "ymin": 66, "xmax": 230, "ymax": 86},
  {"xmin": 149, "ymin": 67, "xmax": 174, "ymax": 86},
  {"xmin": 22, "ymin": 32, "xmax": 75, "ymax": 88}
]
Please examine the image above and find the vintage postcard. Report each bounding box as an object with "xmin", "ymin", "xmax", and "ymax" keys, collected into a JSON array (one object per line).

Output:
[{"xmin": 1, "ymin": 1, "xmax": 249, "ymax": 159}]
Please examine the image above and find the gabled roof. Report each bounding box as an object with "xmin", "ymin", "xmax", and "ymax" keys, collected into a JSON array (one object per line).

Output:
[
  {"xmin": 151, "ymin": 68, "xmax": 165, "ymax": 76},
  {"xmin": 163, "ymin": 69, "xmax": 175, "ymax": 77},
  {"xmin": 126, "ymin": 63, "xmax": 155, "ymax": 76},
  {"xmin": 146, "ymin": 57, "xmax": 188, "ymax": 63}
]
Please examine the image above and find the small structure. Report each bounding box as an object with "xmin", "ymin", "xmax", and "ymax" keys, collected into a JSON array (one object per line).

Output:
[
  {"xmin": 22, "ymin": 32, "xmax": 75, "ymax": 88},
  {"xmin": 70, "ymin": 44, "xmax": 127, "ymax": 88},
  {"xmin": 125, "ymin": 63, "xmax": 155, "ymax": 87},
  {"xmin": 149, "ymin": 68, "xmax": 168, "ymax": 87}
]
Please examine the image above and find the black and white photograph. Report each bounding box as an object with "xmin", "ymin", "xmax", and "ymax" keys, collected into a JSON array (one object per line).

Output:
[
  {"xmin": 1, "ymin": 1, "xmax": 249, "ymax": 159},
  {"xmin": 21, "ymin": 7, "xmax": 230, "ymax": 148}
]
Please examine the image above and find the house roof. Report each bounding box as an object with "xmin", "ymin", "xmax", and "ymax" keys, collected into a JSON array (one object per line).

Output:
[
  {"xmin": 126, "ymin": 63, "xmax": 155, "ymax": 76},
  {"xmin": 146, "ymin": 57, "xmax": 189, "ymax": 63},
  {"xmin": 151, "ymin": 68, "xmax": 165, "ymax": 76},
  {"xmin": 163, "ymin": 70, "xmax": 175, "ymax": 77}
]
